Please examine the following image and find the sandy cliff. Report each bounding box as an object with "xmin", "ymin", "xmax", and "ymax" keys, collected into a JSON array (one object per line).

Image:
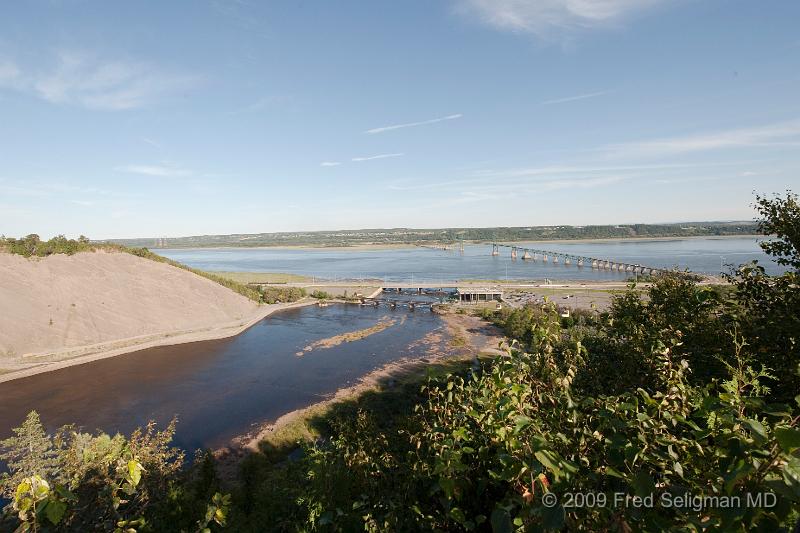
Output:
[{"xmin": 0, "ymin": 250, "xmax": 261, "ymax": 363}]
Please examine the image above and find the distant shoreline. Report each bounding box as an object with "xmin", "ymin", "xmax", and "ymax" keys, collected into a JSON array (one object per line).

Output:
[
  {"xmin": 505, "ymin": 234, "xmax": 764, "ymax": 246},
  {"xmin": 152, "ymin": 234, "xmax": 764, "ymax": 253}
]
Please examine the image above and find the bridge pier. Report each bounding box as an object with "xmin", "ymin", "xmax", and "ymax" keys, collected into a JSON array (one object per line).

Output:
[
  {"xmin": 491, "ymin": 243, "xmax": 499, "ymax": 256},
  {"xmin": 553, "ymin": 255, "xmax": 559, "ymax": 264},
  {"xmin": 522, "ymin": 250, "xmax": 531, "ymax": 260},
  {"xmin": 511, "ymin": 247, "xmax": 517, "ymax": 260}
]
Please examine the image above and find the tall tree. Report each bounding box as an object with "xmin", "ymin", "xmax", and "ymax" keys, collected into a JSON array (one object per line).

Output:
[{"xmin": 0, "ymin": 411, "xmax": 59, "ymax": 497}]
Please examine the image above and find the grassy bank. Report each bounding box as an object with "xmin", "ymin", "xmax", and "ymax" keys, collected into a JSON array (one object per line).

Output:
[{"xmin": 211, "ymin": 271, "xmax": 312, "ymax": 284}]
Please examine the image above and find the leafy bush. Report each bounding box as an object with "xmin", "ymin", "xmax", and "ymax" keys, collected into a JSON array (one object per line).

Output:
[
  {"xmin": 310, "ymin": 290, "xmax": 333, "ymax": 300},
  {"xmin": 259, "ymin": 286, "xmax": 306, "ymax": 304},
  {"xmin": 226, "ymin": 302, "xmax": 799, "ymax": 531},
  {"xmin": 0, "ymin": 412, "xmax": 230, "ymax": 532},
  {"xmin": 1, "ymin": 234, "xmax": 92, "ymax": 257}
]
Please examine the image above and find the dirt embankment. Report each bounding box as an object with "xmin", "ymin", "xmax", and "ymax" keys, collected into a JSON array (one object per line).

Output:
[{"xmin": 0, "ymin": 250, "xmax": 275, "ymax": 380}]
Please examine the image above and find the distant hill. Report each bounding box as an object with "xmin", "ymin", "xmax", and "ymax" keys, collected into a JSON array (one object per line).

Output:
[{"xmin": 103, "ymin": 221, "xmax": 759, "ymax": 249}]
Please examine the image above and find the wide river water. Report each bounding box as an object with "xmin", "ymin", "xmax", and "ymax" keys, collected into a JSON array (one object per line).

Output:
[
  {"xmin": 157, "ymin": 237, "xmax": 782, "ymax": 281},
  {"xmin": 0, "ymin": 304, "xmax": 443, "ymax": 450}
]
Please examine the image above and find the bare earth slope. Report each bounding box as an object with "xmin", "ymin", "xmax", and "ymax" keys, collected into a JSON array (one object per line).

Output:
[{"xmin": 0, "ymin": 250, "xmax": 260, "ymax": 362}]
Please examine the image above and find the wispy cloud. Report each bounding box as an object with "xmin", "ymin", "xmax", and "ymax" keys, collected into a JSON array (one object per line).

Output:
[
  {"xmin": 541, "ymin": 91, "xmax": 608, "ymax": 105},
  {"xmin": 352, "ymin": 153, "xmax": 405, "ymax": 162},
  {"xmin": 388, "ymin": 162, "xmax": 709, "ymax": 192},
  {"xmin": 456, "ymin": 0, "xmax": 663, "ymax": 39},
  {"xmin": 0, "ymin": 179, "xmax": 139, "ymax": 199},
  {"xmin": 114, "ymin": 164, "xmax": 192, "ymax": 177},
  {"xmin": 0, "ymin": 50, "xmax": 196, "ymax": 110},
  {"xmin": 386, "ymin": 157, "xmax": 766, "ymax": 204},
  {"xmin": 226, "ymin": 95, "xmax": 289, "ymax": 115},
  {"xmin": 0, "ymin": 59, "xmax": 21, "ymax": 87},
  {"xmin": 70, "ymin": 199, "xmax": 95, "ymax": 207},
  {"xmin": 365, "ymin": 113, "xmax": 463, "ymax": 134},
  {"xmin": 320, "ymin": 161, "xmax": 341, "ymax": 167},
  {"xmin": 605, "ymin": 119, "xmax": 800, "ymax": 159},
  {"xmin": 142, "ymin": 138, "xmax": 163, "ymax": 149}
]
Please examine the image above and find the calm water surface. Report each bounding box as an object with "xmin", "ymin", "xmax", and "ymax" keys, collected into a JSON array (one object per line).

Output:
[
  {"xmin": 0, "ymin": 304, "xmax": 442, "ymax": 450},
  {"xmin": 158, "ymin": 237, "xmax": 782, "ymax": 281}
]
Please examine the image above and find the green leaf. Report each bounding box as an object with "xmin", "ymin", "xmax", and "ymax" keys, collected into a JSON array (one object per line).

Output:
[
  {"xmin": 44, "ymin": 498, "xmax": 67, "ymax": 525},
  {"xmin": 541, "ymin": 504, "xmax": 566, "ymax": 530},
  {"xmin": 535, "ymin": 450, "xmax": 559, "ymax": 473},
  {"xmin": 514, "ymin": 415, "xmax": 533, "ymax": 434},
  {"xmin": 774, "ymin": 427, "xmax": 800, "ymax": 452},
  {"xmin": 490, "ymin": 508, "xmax": 512, "ymax": 533},
  {"xmin": 742, "ymin": 419, "xmax": 767, "ymax": 442},
  {"xmin": 450, "ymin": 507, "xmax": 466, "ymax": 524},
  {"xmin": 127, "ymin": 460, "xmax": 143, "ymax": 487},
  {"xmin": 633, "ymin": 471, "xmax": 655, "ymax": 497}
]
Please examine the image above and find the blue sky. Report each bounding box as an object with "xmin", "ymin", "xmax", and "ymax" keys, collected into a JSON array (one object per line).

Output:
[{"xmin": 1, "ymin": 0, "xmax": 799, "ymax": 239}]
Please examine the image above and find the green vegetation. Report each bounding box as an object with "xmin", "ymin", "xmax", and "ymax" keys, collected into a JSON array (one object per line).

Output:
[
  {"xmin": 1, "ymin": 193, "xmax": 797, "ymax": 531},
  {"xmin": 102, "ymin": 221, "xmax": 759, "ymax": 249},
  {"xmin": 258, "ymin": 286, "xmax": 306, "ymax": 305},
  {"xmin": 310, "ymin": 290, "xmax": 334, "ymax": 300},
  {"xmin": 0, "ymin": 234, "xmax": 93, "ymax": 256},
  {"xmin": 0, "ymin": 412, "xmax": 228, "ymax": 532},
  {"xmin": 211, "ymin": 272, "xmax": 311, "ymax": 284}
]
